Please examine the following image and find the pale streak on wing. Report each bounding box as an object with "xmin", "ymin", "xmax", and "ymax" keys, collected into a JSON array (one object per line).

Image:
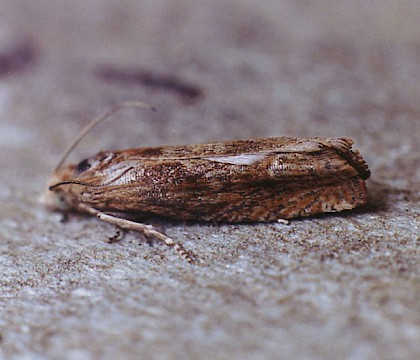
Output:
[
  {"xmin": 205, "ymin": 153, "xmax": 269, "ymax": 165},
  {"xmin": 204, "ymin": 141, "xmax": 325, "ymax": 165},
  {"xmin": 203, "ymin": 141, "xmax": 326, "ymax": 165},
  {"xmin": 129, "ymin": 141, "xmax": 326, "ymax": 162}
]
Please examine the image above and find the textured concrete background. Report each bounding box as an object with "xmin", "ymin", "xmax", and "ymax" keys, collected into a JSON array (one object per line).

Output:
[{"xmin": 1, "ymin": 1, "xmax": 419, "ymax": 359}]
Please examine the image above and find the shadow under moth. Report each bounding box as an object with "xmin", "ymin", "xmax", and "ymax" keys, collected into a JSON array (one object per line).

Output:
[{"xmin": 43, "ymin": 102, "xmax": 371, "ymax": 263}]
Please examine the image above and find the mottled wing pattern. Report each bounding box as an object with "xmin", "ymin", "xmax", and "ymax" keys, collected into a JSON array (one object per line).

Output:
[{"xmin": 54, "ymin": 137, "xmax": 370, "ymax": 222}]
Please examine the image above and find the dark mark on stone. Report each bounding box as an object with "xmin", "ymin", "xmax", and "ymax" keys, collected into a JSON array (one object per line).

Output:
[
  {"xmin": 0, "ymin": 40, "xmax": 35, "ymax": 76},
  {"xmin": 95, "ymin": 66, "xmax": 203, "ymax": 102}
]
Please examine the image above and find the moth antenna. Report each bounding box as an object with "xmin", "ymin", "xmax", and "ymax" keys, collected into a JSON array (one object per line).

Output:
[
  {"xmin": 54, "ymin": 101, "xmax": 156, "ymax": 171},
  {"xmin": 49, "ymin": 180, "xmax": 102, "ymax": 190}
]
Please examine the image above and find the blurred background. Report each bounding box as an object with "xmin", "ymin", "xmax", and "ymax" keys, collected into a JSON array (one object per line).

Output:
[{"xmin": 1, "ymin": 1, "xmax": 419, "ymax": 180}]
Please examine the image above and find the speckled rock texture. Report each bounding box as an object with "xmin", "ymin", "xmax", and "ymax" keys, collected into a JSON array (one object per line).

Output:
[{"xmin": 0, "ymin": 1, "xmax": 419, "ymax": 359}]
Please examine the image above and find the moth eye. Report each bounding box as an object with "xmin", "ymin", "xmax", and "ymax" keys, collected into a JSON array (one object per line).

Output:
[{"xmin": 76, "ymin": 159, "xmax": 92, "ymax": 174}]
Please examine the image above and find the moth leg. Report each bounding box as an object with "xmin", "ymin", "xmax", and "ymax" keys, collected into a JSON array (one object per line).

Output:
[
  {"xmin": 60, "ymin": 212, "xmax": 69, "ymax": 223},
  {"xmin": 96, "ymin": 213, "xmax": 196, "ymax": 263},
  {"xmin": 108, "ymin": 228, "xmax": 125, "ymax": 243}
]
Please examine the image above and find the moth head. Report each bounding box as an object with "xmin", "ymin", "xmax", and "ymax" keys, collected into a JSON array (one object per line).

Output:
[
  {"xmin": 40, "ymin": 163, "xmax": 78, "ymax": 211},
  {"xmin": 41, "ymin": 101, "xmax": 155, "ymax": 212},
  {"xmin": 41, "ymin": 152, "xmax": 114, "ymax": 211}
]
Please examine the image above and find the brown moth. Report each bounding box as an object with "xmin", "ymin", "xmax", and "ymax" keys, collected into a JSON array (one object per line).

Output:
[{"xmin": 43, "ymin": 102, "xmax": 370, "ymax": 262}]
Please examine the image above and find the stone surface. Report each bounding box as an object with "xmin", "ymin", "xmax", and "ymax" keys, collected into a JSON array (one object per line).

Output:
[{"xmin": 0, "ymin": 1, "xmax": 419, "ymax": 359}]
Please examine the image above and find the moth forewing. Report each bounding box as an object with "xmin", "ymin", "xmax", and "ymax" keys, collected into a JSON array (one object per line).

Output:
[
  {"xmin": 44, "ymin": 104, "xmax": 370, "ymax": 263},
  {"xmin": 48, "ymin": 136, "xmax": 369, "ymax": 222}
]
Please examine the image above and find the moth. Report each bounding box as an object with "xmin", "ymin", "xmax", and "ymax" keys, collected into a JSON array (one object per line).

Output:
[{"xmin": 43, "ymin": 102, "xmax": 371, "ymax": 262}]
